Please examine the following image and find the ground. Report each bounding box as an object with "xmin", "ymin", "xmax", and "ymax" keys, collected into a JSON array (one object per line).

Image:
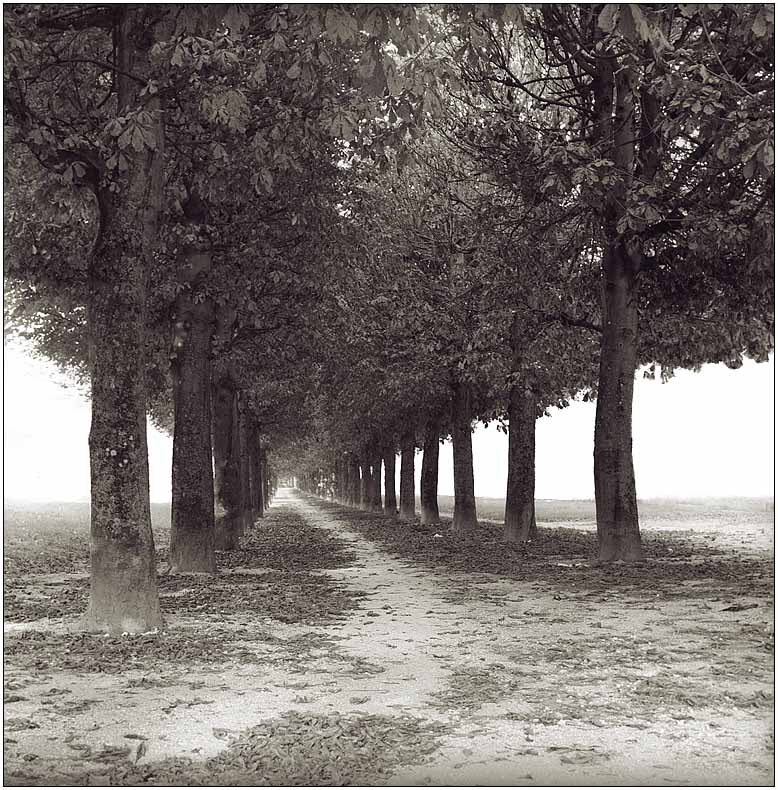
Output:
[{"xmin": 3, "ymin": 490, "xmax": 774, "ymax": 786}]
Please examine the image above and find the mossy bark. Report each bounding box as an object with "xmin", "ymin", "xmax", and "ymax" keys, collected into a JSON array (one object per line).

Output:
[
  {"xmin": 169, "ymin": 198, "xmax": 216, "ymax": 573},
  {"xmin": 82, "ymin": 9, "xmax": 163, "ymax": 634}
]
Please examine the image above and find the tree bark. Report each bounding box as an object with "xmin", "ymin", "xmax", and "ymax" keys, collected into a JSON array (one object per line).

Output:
[
  {"xmin": 169, "ymin": 196, "xmax": 216, "ymax": 573},
  {"xmin": 261, "ymin": 447, "xmax": 270, "ymax": 508},
  {"xmin": 420, "ymin": 419, "xmax": 440, "ymax": 525},
  {"xmin": 451, "ymin": 382, "xmax": 479, "ymax": 534},
  {"xmin": 399, "ymin": 430, "xmax": 415, "ymax": 519},
  {"xmin": 370, "ymin": 446, "xmax": 383, "ymax": 512},
  {"xmin": 248, "ymin": 420, "xmax": 264, "ymax": 518},
  {"xmin": 349, "ymin": 455, "xmax": 361, "ymax": 506},
  {"xmin": 342, "ymin": 458, "xmax": 350, "ymax": 503},
  {"xmin": 212, "ymin": 375, "xmax": 241, "ymax": 550},
  {"xmin": 594, "ymin": 243, "xmax": 643, "ymax": 562},
  {"xmin": 238, "ymin": 394, "xmax": 253, "ymax": 533},
  {"xmin": 504, "ymin": 383, "xmax": 538, "ymax": 543},
  {"xmin": 359, "ymin": 452, "xmax": 371, "ymax": 510},
  {"xmin": 82, "ymin": 9, "xmax": 163, "ymax": 634},
  {"xmin": 591, "ymin": 53, "xmax": 644, "ymax": 563},
  {"xmin": 383, "ymin": 446, "xmax": 397, "ymax": 515}
]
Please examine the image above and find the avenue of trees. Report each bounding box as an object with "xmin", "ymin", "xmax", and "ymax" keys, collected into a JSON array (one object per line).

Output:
[{"xmin": 4, "ymin": 4, "xmax": 774, "ymax": 632}]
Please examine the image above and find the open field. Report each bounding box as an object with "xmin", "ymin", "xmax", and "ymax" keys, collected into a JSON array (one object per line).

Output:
[
  {"xmin": 3, "ymin": 492, "xmax": 774, "ymax": 785},
  {"xmin": 431, "ymin": 493, "xmax": 775, "ymax": 523}
]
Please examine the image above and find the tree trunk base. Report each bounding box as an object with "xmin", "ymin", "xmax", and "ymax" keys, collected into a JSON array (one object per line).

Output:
[
  {"xmin": 451, "ymin": 512, "xmax": 478, "ymax": 535},
  {"xmin": 214, "ymin": 516, "xmax": 239, "ymax": 551},
  {"xmin": 504, "ymin": 523, "xmax": 532, "ymax": 543},
  {"xmin": 420, "ymin": 506, "xmax": 439, "ymax": 525},
  {"xmin": 82, "ymin": 539, "xmax": 163, "ymax": 634},
  {"xmin": 504, "ymin": 501, "xmax": 536, "ymax": 544},
  {"xmin": 169, "ymin": 538, "xmax": 217, "ymax": 574},
  {"xmin": 597, "ymin": 535, "xmax": 645, "ymax": 564}
]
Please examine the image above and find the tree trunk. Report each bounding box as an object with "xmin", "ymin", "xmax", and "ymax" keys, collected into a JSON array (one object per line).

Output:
[
  {"xmin": 238, "ymin": 395, "xmax": 253, "ymax": 533},
  {"xmin": 370, "ymin": 447, "xmax": 383, "ymax": 512},
  {"xmin": 169, "ymin": 196, "xmax": 216, "ymax": 573},
  {"xmin": 383, "ymin": 447, "xmax": 397, "ymax": 515},
  {"xmin": 451, "ymin": 382, "xmax": 478, "ymax": 534},
  {"xmin": 261, "ymin": 447, "xmax": 270, "ymax": 508},
  {"xmin": 504, "ymin": 383, "xmax": 537, "ymax": 543},
  {"xmin": 349, "ymin": 456, "xmax": 361, "ymax": 506},
  {"xmin": 342, "ymin": 458, "xmax": 351, "ymax": 503},
  {"xmin": 399, "ymin": 430, "xmax": 415, "ymax": 519},
  {"xmin": 212, "ymin": 375, "xmax": 241, "ymax": 550},
  {"xmin": 420, "ymin": 420, "xmax": 440, "ymax": 525},
  {"xmin": 249, "ymin": 421, "xmax": 264, "ymax": 518},
  {"xmin": 594, "ymin": 243, "xmax": 643, "ymax": 562},
  {"xmin": 359, "ymin": 452, "xmax": 371, "ymax": 510},
  {"xmin": 82, "ymin": 9, "xmax": 163, "ymax": 634}
]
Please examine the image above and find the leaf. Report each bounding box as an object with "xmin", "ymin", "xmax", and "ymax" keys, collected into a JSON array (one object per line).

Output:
[
  {"xmin": 752, "ymin": 11, "xmax": 767, "ymax": 38},
  {"xmin": 5, "ymin": 717, "xmax": 38, "ymax": 731},
  {"xmin": 286, "ymin": 61, "xmax": 302, "ymax": 80},
  {"xmin": 252, "ymin": 60, "xmax": 267, "ymax": 85},
  {"xmin": 597, "ymin": 4, "xmax": 620, "ymax": 33},
  {"xmin": 721, "ymin": 603, "xmax": 759, "ymax": 612},
  {"xmin": 223, "ymin": 5, "xmax": 250, "ymax": 35},
  {"xmin": 759, "ymin": 140, "xmax": 774, "ymax": 168}
]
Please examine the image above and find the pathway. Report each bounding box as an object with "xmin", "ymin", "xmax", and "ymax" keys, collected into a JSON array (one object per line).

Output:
[{"xmin": 4, "ymin": 489, "xmax": 773, "ymax": 786}]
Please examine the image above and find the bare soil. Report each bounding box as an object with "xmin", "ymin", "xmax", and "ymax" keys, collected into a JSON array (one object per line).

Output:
[{"xmin": 3, "ymin": 490, "xmax": 774, "ymax": 786}]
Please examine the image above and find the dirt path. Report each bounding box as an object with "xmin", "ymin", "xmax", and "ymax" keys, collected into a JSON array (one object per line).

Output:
[
  {"xmin": 290, "ymin": 492, "xmax": 774, "ymax": 786},
  {"xmin": 4, "ymin": 489, "xmax": 774, "ymax": 786}
]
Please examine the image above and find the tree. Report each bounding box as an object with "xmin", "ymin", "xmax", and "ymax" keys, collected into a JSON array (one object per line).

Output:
[
  {"xmin": 445, "ymin": 3, "xmax": 774, "ymax": 560},
  {"xmin": 7, "ymin": 6, "xmax": 169, "ymax": 632}
]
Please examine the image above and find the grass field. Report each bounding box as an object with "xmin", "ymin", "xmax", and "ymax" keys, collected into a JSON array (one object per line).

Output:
[{"xmin": 427, "ymin": 494, "xmax": 774, "ymax": 524}]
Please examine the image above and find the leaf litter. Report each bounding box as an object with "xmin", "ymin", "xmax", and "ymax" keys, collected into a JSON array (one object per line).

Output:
[
  {"xmin": 4, "ymin": 495, "xmax": 774, "ymax": 786},
  {"xmin": 5, "ymin": 712, "xmax": 449, "ymax": 787}
]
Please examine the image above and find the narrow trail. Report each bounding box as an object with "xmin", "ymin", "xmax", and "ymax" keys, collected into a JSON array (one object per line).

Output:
[
  {"xmin": 4, "ymin": 490, "xmax": 773, "ymax": 786},
  {"xmin": 284, "ymin": 490, "xmax": 774, "ymax": 786}
]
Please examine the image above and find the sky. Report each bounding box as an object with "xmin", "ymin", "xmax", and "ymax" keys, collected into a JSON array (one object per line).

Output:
[{"xmin": 3, "ymin": 343, "xmax": 775, "ymax": 502}]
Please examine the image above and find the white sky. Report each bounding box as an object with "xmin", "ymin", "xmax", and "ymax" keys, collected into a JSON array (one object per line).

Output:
[{"xmin": 3, "ymin": 344, "xmax": 775, "ymax": 502}]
